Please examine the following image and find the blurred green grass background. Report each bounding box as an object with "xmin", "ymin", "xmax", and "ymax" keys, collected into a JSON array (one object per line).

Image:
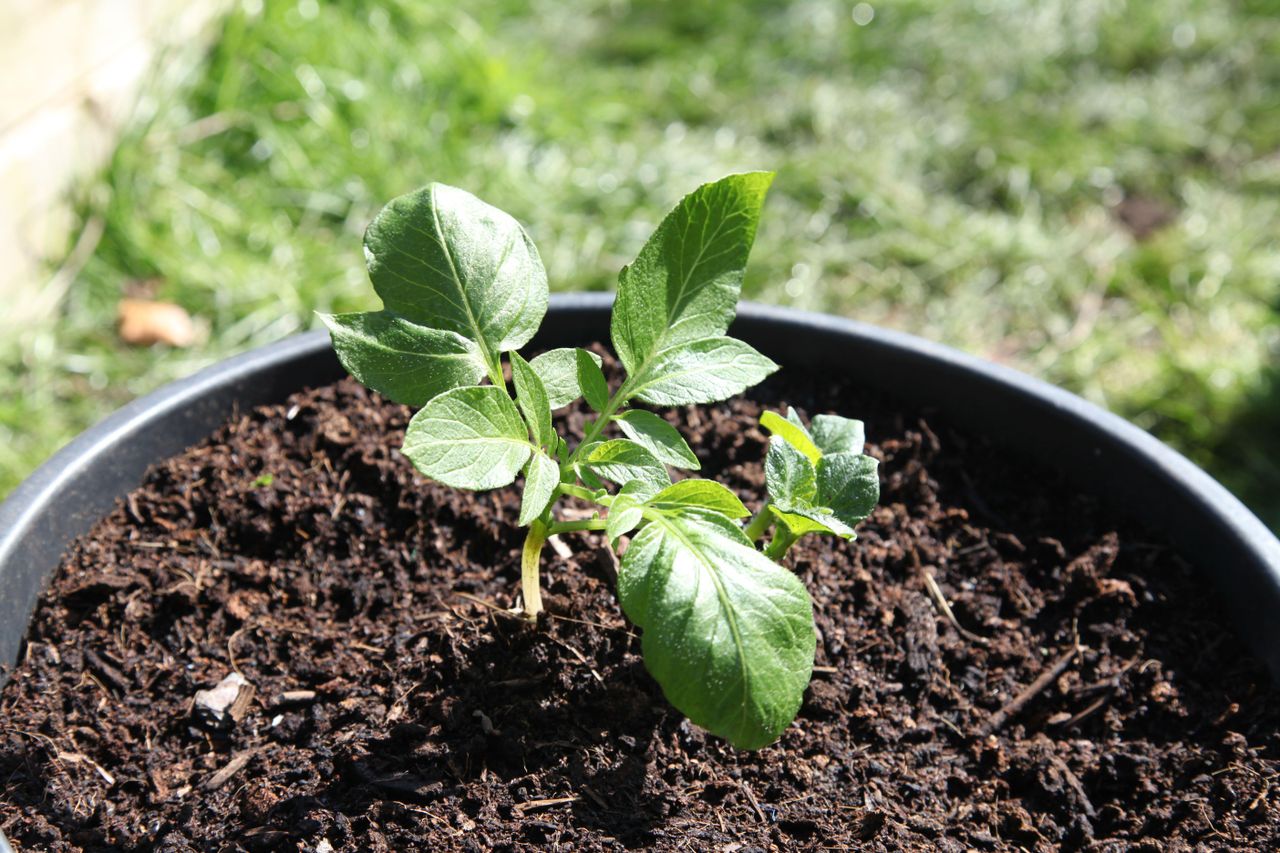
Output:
[{"xmin": 3, "ymin": 0, "xmax": 1279, "ymax": 526}]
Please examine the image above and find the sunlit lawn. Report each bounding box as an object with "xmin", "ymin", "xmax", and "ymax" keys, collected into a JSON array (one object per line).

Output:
[{"xmin": 3, "ymin": 0, "xmax": 1278, "ymax": 524}]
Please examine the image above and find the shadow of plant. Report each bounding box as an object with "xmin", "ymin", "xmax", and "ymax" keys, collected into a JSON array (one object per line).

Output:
[{"xmin": 302, "ymin": 621, "xmax": 669, "ymax": 846}]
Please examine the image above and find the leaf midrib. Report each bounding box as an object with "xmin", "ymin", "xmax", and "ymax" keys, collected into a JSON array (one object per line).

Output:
[
  {"xmin": 626, "ymin": 339, "xmax": 759, "ymax": 401},
  {"xmin": 429, "ymin": 185, "xmax": 501, "ymax": 377},
  {"xmin": 645, "ymin": 511, "xmax": 753, "ymax": 731}
]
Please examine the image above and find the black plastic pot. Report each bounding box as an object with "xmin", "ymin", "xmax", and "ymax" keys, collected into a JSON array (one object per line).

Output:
[{"xmin": 2, "ymin": 293, "xmax": 1278, "ymax": 697}]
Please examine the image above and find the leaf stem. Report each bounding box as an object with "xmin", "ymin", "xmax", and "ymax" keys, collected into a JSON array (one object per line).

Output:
[
  {"xmin": 547, "ymin": 517, "xmax": 608, "ymax": 535},
  {"xmin": 556, "ymin": 483, "xmax": 598, "ymax": 502},
  {"xmin": 570, "ymin": 378, "xmax": 633, "ymax": 465},
  {"xmin": 521, "ymin": 519, "xmax": 548, "ymax": 620},
  {"xmin": 483, "ymin": 353, "xmax": 506, "ymax": 391},
  {"xmin": 743, "ymin": 501, "xmax": 773, "ymax": 542},
  {"xmin": 763, "ymin": 527, "xmax": 797, "ymax": 561}
]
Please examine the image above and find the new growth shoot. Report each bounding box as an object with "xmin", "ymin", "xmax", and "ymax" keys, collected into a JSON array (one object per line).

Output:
[{"xmin": 323, "ymin": 173, "xmax": 879, "ymax": 749}]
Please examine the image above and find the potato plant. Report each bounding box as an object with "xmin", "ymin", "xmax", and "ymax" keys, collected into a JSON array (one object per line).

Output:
[{"xmin": 322, "ymin": 173, "xmax": 879, "ymax": 748}]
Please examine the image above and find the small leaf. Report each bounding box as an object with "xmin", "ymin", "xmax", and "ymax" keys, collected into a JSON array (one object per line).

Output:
[
  {"xmin": 510, "ymin": 351, "xmax": 554, "ymax": 448},
  {"xmin": 519, "ymin": 451, "xmax": 560, "ymax": 526},
  {"xmin": 585, "ymin": 439, "xmax": 671, "ymax": 499},
  {"xmin": 577, "ymin": 453, "xmax": 606, "ymax": 491},
  {"xmin": 764, "ymin": 436, "xmax": 818, "ymax": 507},
  {"xmin": 760, "ymin": 410, "xmax": 822, "ymax": 463},
  {"xmin": 618, "ymin": 507, "xmax": 816, "ymax": 749},
  {"xmin": 402, "ymin": 386, "xmax": 531, "ymax": 490},
  {"xmin": 770, "ymin": 505, "xmax": 855, "ymax": 539},
  {"xmin": 645, "ymin": 480, "xmax": 749, "ymax": 519},
  {"xmin": 811, "ymin": 414, "xmax": 865, "ymax": 456},
  {"xmin": 817, "ymin": 452, "xmax": 880, "ymax": 528},
  {"xmin": 577, "ymin": 348, "xmax": 610, "ymax": 412},
  {"xmin": 615, "ymin": 410, "xmax": 699, "ymax": 469},
  {"xmin": 631, "ymin": 337, "xmax": 778, "ymax": 406},
  {"xmin": 611, "ymin": 172, "xmax": 774, "ymax": 376},
  {"xmin": 606, "ymin": 493, "xmax": 645, "ymax": 543},
  {"xmin": 363, "ymin": 183, "xmax": 548, "ymax": 368},
  {"xmin": 320, "ymin": 311, "xmax": 486, "ymax": 406},
  {"xmin": 529, "ymin": 347, "xmax": 604, "ymax": 409}
]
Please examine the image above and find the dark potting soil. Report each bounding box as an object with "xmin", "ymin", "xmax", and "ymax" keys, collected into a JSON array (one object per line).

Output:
[{"xmin": 2, "ymin": 349, "xmax": 1278, "ymax": 852}]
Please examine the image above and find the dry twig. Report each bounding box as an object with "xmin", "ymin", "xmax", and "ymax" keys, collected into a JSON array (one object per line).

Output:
[{"xmin": 982, "ymin": 644, "xmax": 1081, "ymax": 735}]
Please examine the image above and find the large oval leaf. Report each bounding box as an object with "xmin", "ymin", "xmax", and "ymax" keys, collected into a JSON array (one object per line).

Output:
[
  {"xmin": 630, "ymin": 336, "xmax": 778, "ymax": 406},
  {"xmin": 402, "ymin": 386, "xmax": 532, "ymax": 490},
  {"xmin": 583, "ymin": 439, "xmax": 671, "ymax": 499},
  {"xmin": 528, "ymin": 347, "xmax": 604, "ymax": 409},
  {"xmin": 616, "ymin": 409, "xmax": 699, "ymax": 469},
  {"xmin": 320, "ymin": 311, "xmax": 486, "ymax": 407},
  {"xmin": 618, "ymin": 507, "xmax": 816, "ymax": 749},
  {"xmin": 645, "ymin": 480, "xmax": 749, "ymax": 518},
  {"xmin": 364, "ymin": 183, "xmax": 548, "ymax": 366},
  {"xmin": 610, "ymin": 172, "xmax": 773, "ymax": 377}
]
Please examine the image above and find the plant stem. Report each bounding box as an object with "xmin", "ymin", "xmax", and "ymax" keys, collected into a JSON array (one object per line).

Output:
[
  {"xmin": 521, "ymin": 519, "xmax": 548, "ymax": 620},
  {"xmin": 763, "ymin": 527, "xmax": 797, "ymax": 561},
  {"xmin": 570, "ymin": 378, "xmax": 633, "ymax": 465},
  {"xmin": 547, "ymin": 517, "xmax": 608, "ymax": 535},
  {"xmin": 743, "ymin": 501, "xmax": 773, "ymax": 541},
  {"xmin": 557, "ymin": 483, "xmax": 598, "ymax": 502}
]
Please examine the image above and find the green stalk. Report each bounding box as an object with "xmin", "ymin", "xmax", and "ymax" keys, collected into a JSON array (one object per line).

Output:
[
  {"xmin": 556, "ymin": 483, "xmax": 598, "ymax": 502},
  {"xmin": 743, "ymin": 501, "xmax": 773, "ymax": 542},
  {"xmin": 484, "ymin": 357, "xmax": 506, "ymax": 390},
  {"xmin": 521, "ymin": 518, "xmax": 549, "ymax": 620},
  {"xmin": 547, "ymin": 517, "xmax": 608, "ymax": 535},
  {"xmin": 569, "ymin": 377, "xmax": 633, "ymax": 465},
  {"xmin": 763, "ymin": 527, "xmax": 797, "ymax": 561}
]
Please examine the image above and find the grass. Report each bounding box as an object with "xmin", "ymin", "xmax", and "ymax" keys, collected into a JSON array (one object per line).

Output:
[{"xmin": 3, "ymin": 0, "xmax": 1279, "ymax": 526}]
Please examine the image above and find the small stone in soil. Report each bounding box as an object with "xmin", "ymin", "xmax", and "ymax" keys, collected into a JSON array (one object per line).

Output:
[{"xmin": 193, "ymin": 671, "xmax": 254, "ymax": 730}]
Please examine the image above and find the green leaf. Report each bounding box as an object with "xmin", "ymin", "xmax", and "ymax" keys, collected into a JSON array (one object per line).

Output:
[
  {"xmin": 363, "ymin": 183, "xmax": 548, "ymax": 374},
  {"xmin": 510, "ymin": 351, "xmax": 554, "ymax": 448},
  {"xmin": 606, "ymin": 493, "xmax": 645, "ymax": 543},
  {"xmin": 760, "ymin": 410, "xmax": 822, "ymax": 463},
  {"xmin": 770, "ymin": 505, "xmax": 855, "ymax": 539},
  {"xmin": 615, "ymin": 410, "xmax": 700, "ymax": 469},
  {"xmin": 584, "ymin": 439, "xmax": 671, "ymax": 499},
  {"xmin": 529, "ymin": 347, "xmax": 604, "ymax": 409},
  {"xmin": 645, "ymin": 480, "xmax": 749, "ymax": 519},
  {"xmin": 577, "ymin": 348, "xmax": 610, "ymax": 412},
  {"xmin": 577, "ymin": 454, "xmax": 606, "ymax": 491},
  {"xmin": 630, "ymin": 337, "xmax": 778, "ymax": 406},
  {"xmin": 320, "ymin": 311, "xmax": 486, "ymax": 407},
  {"xmin": 611, "ymin": 172, "xmax": 774, "ymax": 376},
  {"xmin": 811, "ymin": 414, "xmax": 865, "ymax": 456},
  {"xmin": 618, "ymin": 507, "xmax": 816, "ymax": 749},
  {"xmin": 402, "ymin": 386, "xmax": 531, "ymax": 490},
  {"xmin": 764, "ymin": 436, "xmax": 818, "ymax": 507},
  {"xmin": 519, "ymin": 451, "xmax": 560, "ymax": 526},
  {"xmin": 817, "ymin": 452, "xmax": 880, "ymax": 528}
]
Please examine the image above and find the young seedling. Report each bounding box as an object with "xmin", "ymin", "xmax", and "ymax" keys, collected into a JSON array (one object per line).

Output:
[{"xmin": 322, "ymin": 173, "xmax": 879, "ymax": 749}]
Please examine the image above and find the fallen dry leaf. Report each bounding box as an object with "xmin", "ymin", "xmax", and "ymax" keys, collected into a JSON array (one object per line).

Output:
[{"xmin": 117, "ymin": 299, "xmax": 199, "ymax": 347}]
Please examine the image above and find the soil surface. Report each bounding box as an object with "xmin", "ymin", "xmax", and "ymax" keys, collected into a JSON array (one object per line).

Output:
[{"xmin": 2, "ymin": 350, "xmax": 1278, "ymax": 851}]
